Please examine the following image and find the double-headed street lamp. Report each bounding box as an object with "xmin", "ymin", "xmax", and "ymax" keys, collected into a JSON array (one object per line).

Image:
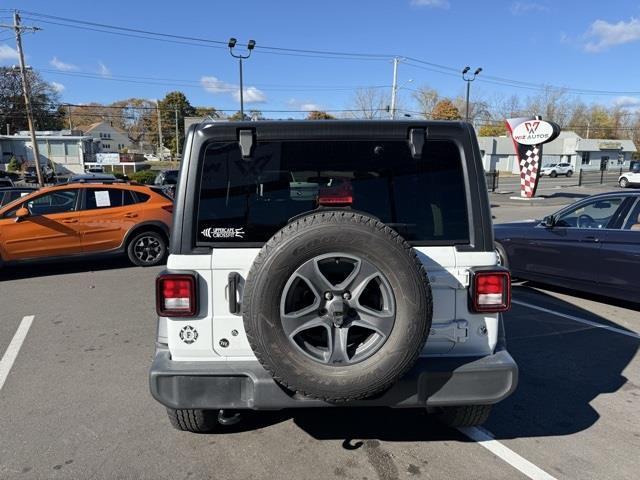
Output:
[
  {"xmin": 228, "ymin": 38, "xmax": 256, "ymax": 120},
  {"xmin": 462, "ymin": 66, "xmax": 482, "ymax": 123}
]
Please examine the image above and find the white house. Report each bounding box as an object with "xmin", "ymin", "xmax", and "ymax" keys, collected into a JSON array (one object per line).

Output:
[
  {"xmin": 0, "ymin": 130, "xmax": 96, "ymax": 174},
  {"xmin": 477, "ymin": 131, "xmax": 637, "ymax": 173},
  {"xmin": 78, "ymin": 121, "xmax": 132, "ymax": 153}
]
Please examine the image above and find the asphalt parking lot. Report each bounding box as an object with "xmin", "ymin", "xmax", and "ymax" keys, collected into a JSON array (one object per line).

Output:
[{"xmin": 1, "ymin": 192, "xmax": 638, "ymax": 480}]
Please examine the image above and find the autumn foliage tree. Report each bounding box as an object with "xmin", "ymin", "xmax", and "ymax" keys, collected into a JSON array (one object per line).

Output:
[
  {"xmin": 306, "ymin": 110, "xmax": 335, "ymax": 120},
  {"xmin": 431, "ymin": 99, "xmax": 462, "ymax": 120}
]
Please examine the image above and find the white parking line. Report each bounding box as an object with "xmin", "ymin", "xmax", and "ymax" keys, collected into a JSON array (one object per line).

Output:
[
  {"xmin": 512, "ymin": 300, "xmax": 640, "ymax": 340},
  {"xmin": 0, "ymin": 315, "xmax": 35, "ymax": 392},
  {"xmin": 459, "ymin": 426, "xmax": 558, "ymax": 480}
]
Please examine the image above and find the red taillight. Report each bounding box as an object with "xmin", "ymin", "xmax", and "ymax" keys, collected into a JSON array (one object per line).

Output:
[
  {"xmin": 156, "ymin": 274, "xmax": 198, "ymax": 317},
  {"xmin": 471, "ymin": 270, "xmax": 511, "ymax": 313},
  {"xmin": 161, "ymin": 204, "xmax": 173, "ymax": 213}
]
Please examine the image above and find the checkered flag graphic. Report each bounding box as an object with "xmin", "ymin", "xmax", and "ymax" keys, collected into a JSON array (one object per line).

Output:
[{"xmin": 519, "ymin": 146, "xmax": 540, "ymax": 198}]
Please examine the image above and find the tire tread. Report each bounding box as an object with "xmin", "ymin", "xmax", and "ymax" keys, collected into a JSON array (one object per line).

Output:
[{"xmin": 243, "ymin": 210, "xmax": 432, "ymax": 403}]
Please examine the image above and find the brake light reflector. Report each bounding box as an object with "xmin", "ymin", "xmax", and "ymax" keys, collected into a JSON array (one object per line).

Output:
[
  {"xmin": 471, "ymin": 270, "xmax": 511, "ymax": 313},
  {"xmin": 156, "ymin": 274, "xmax": 198, "ymax": 317}
]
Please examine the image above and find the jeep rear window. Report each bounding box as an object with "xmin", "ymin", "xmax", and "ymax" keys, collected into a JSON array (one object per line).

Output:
[{"xmin": 196, "ymin": 140, "xmax": 469, "ymax": 245}]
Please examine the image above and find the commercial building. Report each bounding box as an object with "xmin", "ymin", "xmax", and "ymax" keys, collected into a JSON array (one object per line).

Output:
[
  {"xmin": 478, "ymin": 131, "xmax": 637, "ymax": 173},
  {"xmin": 0, "ymin": 130, "xmax": 97, "ymax": 174}
]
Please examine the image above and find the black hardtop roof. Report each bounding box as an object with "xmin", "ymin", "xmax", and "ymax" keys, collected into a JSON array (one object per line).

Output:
[{"xmin": 192, "ymin": 119, "xmax": 469, "ymax": 142}]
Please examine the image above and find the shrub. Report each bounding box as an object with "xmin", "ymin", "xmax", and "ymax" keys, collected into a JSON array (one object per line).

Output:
[
  {"xmin": 130, "ymin": 170, "xmax": 157, "ymax": 184},
  {"xmin": 7, "ymin": 156, "xmax": 21, "ymax": 172}
]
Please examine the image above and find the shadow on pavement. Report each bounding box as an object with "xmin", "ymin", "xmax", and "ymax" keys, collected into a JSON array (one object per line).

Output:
[
  {"xmin": 538, "ymin": 192, "xmax": 588, "ymax": 200},
  {"xmin": 246, "ymin": 287, "xmax": 638, "ymax": 442},
  {"xmin": 0, "ymin": 255, "xmax": 145, "ymax": 281},
  {"xmin": 519, "ymin": 280, "xmax": 640, "ymax": 312},
  {"xmin": 486, "ymin": 286, "xmax": 638, "ymax": 439}
]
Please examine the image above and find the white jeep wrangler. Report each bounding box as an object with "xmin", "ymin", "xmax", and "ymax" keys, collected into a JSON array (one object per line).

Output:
[{"xmin": 149, "ymin": 120, "xmax": 517, "ymax": 432}]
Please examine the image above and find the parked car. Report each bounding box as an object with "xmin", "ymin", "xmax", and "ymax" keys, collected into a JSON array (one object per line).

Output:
[
  {"xmin": 150, "ymin": 120, "xmax": 517, "ymax": 433},
  {"xmin": 0, "ymin": 182, "xmax": 173, "ymax": 267},
  {"xmin": 540, "ymin": 163, "xmax": 573, "ymax": 177},
  {"xmin": 67, "ymin": 173, "xmax": 118, "ymax": 183},
  {"xmin": 154, "ymin": 169, "xmax": 178, "ymax": 186},
  {"xmin": 495, "ymin": 191, "xmax": 640, "ymax": 303},
  {"xmin": 0, "ymin": 186, "xmax": 38, "ymax": 207},
  {"xmin": 23, "ymin": 165, "xmax": 55, "ymax": 183},
  {"xmin": 619, "ymin": 165, "xmax": 640, "ymax": 188}
]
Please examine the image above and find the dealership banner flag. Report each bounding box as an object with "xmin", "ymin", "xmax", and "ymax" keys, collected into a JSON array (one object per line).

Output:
[{"xmin": 505, "ymin": 117, "xmax": 561, "ymax": 198}]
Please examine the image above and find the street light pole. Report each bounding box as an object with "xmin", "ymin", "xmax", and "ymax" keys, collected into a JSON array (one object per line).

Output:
[
  {"xmin": 462, "ymin": 66, "xmax": 482, "ymax": 124},
  {"xmin": 228, "ymin": 38, "xmax": 256, "ymax": 120}
]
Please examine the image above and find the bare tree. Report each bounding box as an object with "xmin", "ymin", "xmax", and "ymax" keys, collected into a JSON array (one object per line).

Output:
[
  {"xmin": 347, "ymin": 88, "xmax": 388, "ymax": 119},
  {"xmin": 412, "ymin": 86, "xmax": 439, "ymax": 119}
]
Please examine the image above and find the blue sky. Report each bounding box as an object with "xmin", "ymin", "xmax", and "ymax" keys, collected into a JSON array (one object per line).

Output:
[{"xmin": 2, "ymin": 0, "xmax": 640, "ymax": 117}]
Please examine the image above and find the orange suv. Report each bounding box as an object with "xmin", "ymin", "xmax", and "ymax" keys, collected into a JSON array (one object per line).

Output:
[{"xmin": 0, "ymin": 182, "xmax": 173, "ymax": 267}]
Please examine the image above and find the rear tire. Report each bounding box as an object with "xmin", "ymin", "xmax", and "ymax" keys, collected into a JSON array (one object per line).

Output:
[
  {"xmin": 566, "ymin": 170, "xmax": 573, "ymax": 177},
  {"xmin": 436, "ymin": 405, "xmax": 492, "ymax": 427},
  {"xmin": 166, "ymin": 408, "xmax": 218, "ymax": 433},
  {"xmin": 619, "ymin": 177, "xmax": 629, "ymax": 188},
  {"xmin": 495, "ymin": 242, "xmax": 509, "ymax": 270},
  {"xmin": 126, "ymin": 230, "xmax": 167, "ymax": 267}
]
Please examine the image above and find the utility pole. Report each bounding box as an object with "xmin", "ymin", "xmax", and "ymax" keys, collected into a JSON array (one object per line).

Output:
[
  {"xmin": 1, "ymin": 12, "xmax": 44, "ymax": 186},
  {"xmin": 66, "ymin": 104, "xmax": 73, "ymax": 129},
  {"xmin": 174, "ymin": 107, "xmax": 180, "ymax": 160},
  {"xmin": 390, "ymin": 57, "xmax": 399, "ymax": 120},
  {"xmin": 156, "ymin": 100, "xmax": 163, "ymax": 159}
]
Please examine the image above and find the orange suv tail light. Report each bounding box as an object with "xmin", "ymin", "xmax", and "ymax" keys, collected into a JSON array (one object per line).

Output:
[
  {"xmin": 469, "ymin": 269, "xmax": 511, "ymax": 313},
  {"xmin": 156, "ymin": 273, "xmax": 198, "ymax": 317}
]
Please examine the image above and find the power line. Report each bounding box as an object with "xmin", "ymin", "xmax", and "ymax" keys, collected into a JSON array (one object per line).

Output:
[
  {"xmin": 8, "ymin": 9, "xmax": 640, "ymax": 99},
  {"xmin": 37, "ymin": 68, "xmax": 392, "ymax": 92}
]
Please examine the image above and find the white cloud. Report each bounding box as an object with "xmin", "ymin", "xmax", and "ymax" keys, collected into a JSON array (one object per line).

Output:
[
  {"xmin": 410, "ymin": 0, "xmax": 450, "ymax": 8},
  {"xmin": 510, "ymin": 2, "xmax": 549, "ymax": 15},
  {"xmin": 612, "ymin": 96, "xmax": 640, "ymax": 110},
  {"xmin": 300, "ymin": 103, "xmax": 323, "ymax": 112},
  {"xmin": 287, "ymin": 98, "xmax": 323, "ymax": 112},
  {"xmin": 98, "ymin": 61, "xmax": 111, "ymax": 77},
  {"xmin": 50, "ymin": 81, "xmax": 65, "ymax": 93},
  {"xmin": 201, "ymin": 76, "xmax": 235, "ymax": 94},
  {"xmin": 583, "ymin": 17, "xmax": 640, "ymax": 52},
  {"xmin": 233, "ymin": 86, "xmax": 266, "ymax": 103},
  {"xmin": 201, "ymin": 76, "xmax": 266, "ymax": 103},
  {"xmin": 0, "ymin": 44, "xmax": 19, "ymax": 62},
  {"xmin": 50, "ymin": 56, "xmax": 77, "ymax": 71}
]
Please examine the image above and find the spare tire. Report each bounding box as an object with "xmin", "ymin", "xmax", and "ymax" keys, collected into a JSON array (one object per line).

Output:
[{"xmin": 242, "ymin": 210, "xmax": 432, "ymax": 402}]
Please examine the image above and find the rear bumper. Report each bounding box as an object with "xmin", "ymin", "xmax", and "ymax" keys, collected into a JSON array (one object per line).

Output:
[{"xmin": 149, "ymin": 345, "xmax": 518, "ymax": 410}]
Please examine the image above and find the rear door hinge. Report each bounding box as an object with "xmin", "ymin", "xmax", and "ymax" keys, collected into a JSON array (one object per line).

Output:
[{"xmin": 238, "ymin": 129, "xmax": 255, "ymax": 159}]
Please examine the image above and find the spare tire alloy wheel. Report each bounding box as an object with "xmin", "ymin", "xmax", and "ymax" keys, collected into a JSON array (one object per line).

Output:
[
  {"xmin": 281, "ymin": 253, "xmax": 396, "ymax": 365},
  {"xmin": 242, "ymin": 211, "xmax": 432, "ymax": 402}
]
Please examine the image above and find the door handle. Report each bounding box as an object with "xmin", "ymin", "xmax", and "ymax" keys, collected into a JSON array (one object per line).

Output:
[
  {"xmin": 583, "ymin": 235, "xmax": 599, "ymax": 243},
  {"xmin": 61, "ymin": 219, "xmax": 78, "ymax": 224},
  {"xmin": 124, "ymin": 213, "xmax": 138, "ymax": 218}
]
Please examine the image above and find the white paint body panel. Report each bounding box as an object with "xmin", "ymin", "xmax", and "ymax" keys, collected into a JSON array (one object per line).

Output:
[{"xmin": 164, "ymin": 247, "xmax": 500, "ymax": 362}]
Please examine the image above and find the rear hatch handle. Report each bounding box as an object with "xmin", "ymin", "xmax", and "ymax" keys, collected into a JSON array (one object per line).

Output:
[{"xmin": 228, "ymin": 272, "xmax": 242, "ymax": 314}]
